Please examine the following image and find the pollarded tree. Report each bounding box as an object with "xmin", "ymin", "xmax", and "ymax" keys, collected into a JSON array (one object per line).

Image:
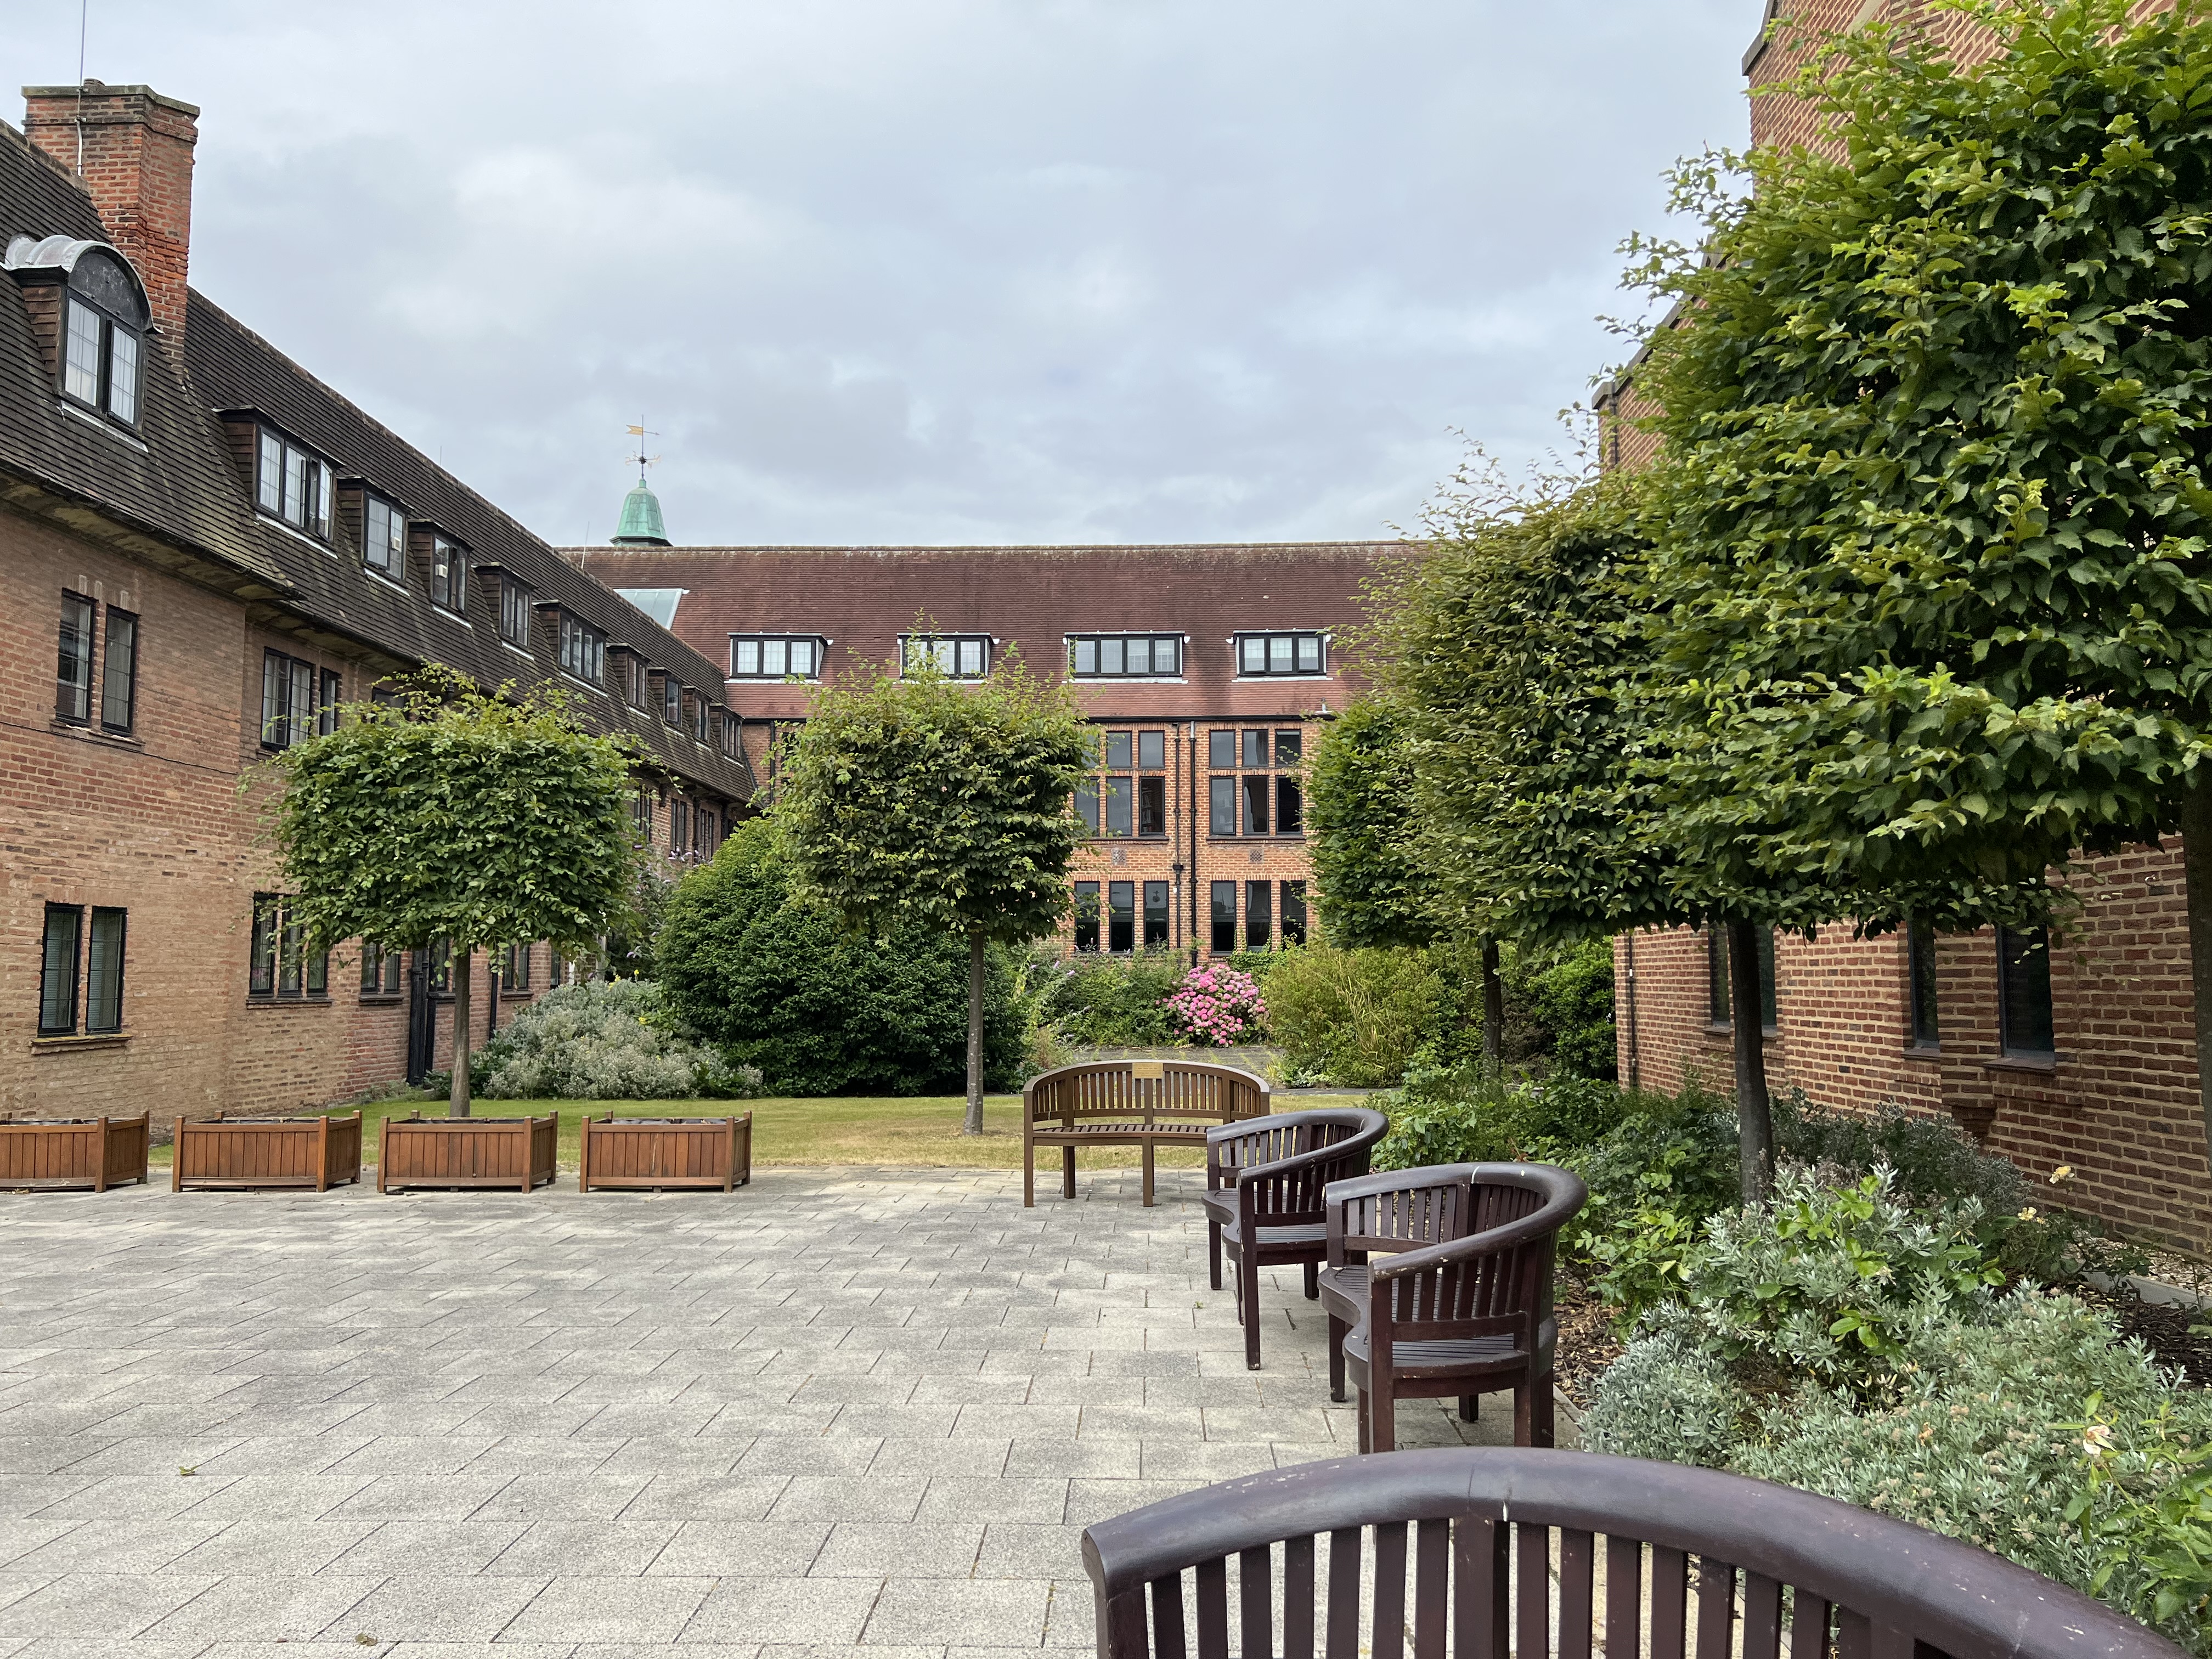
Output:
[
  {"xmin": 1627, "ymin": 0, "xmax": 2212, "ymax": 1167},
  {"xmin": 777, "ymin": 648, "xmax": 1093, "ymax": 1135},
  {"xmin": 263, "ymin": 669, "xmax": 644, "ymax": 1116}
]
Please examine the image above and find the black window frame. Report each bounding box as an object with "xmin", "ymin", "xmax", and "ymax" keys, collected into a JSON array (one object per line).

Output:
[
  {"xmin": 500, "ymin": 941, "xmax": 533, "ymax": 991},
  {"xmin": 428, "ymin": 534, "xmax": 469, "ymax": 613},
  {"xmin": 85, "ymin": 907, "xmax": 126, "ymax": 1033},
  {"xmin": 1246, "ymin": 881, "xmax": 1273, "ymax": 949},
  {"xmin": 1210, "ymin": 882, "xmax": 1238, "ymax": 954},
  {"xmin": 1275, "ymin": 777, "xmax": 1303, "ymax": 837},
  {"xmin": 1234, "ymin": 630, "xmax": 1327, "ymax": 678},
  {"xmin": 255, "ymin": 425, "xmax": 334, "ymax": 541},
  {"xmin": 1104, "ymin": 731, "xmax": 1133, "ymax": 770},
  {"xmin": 363, "ymin": 492, "xmax": 407, "ymax": 580},
  {"xmin": 1996, "ymin": 925, "xmax": 2056, "ymax": 1060},
  {"xmin": 1108, "ymin": 881, "xmax": 1136, "ymax": 954},
  {"xmin": 662, "ymin": 675, "xmax": 683, "ymax": 726},
  {"xmin": 261, "ymin": 649, "xmax": 331, "ymax": 752},
  {"xmin": 1073, "ymin": 881, "xmax": 1101, "ymax": 953},
  {"xmin": 318, "ymin": 669, "xmax": 343, "ymax": 737},
  {"xmin": 56, "ymin": 591, "xmax": 94, "ymax": 725},
  {"xmin": 1137, "ymin": 730, "xmax": 1166, "ymax": 770},
  {"xmin": 249, "ymin": 894, "xmax": 329, "ymax": 1002},
  {"xmin": 59, "ymin": 252, "xmax": 147, "ymax": 429},
  {"xmin": 1241, "ymin": 775, "xmax": 1270, "ymax": 836},
  {"xmin": 1143, "ymin": 881, "xmax": 1170, "ymax": 950},
  {"xmin": 499, "ymin": 576, "xmax": 533, "ymax": 647},
  {"xmin": 38, "ymin": 902, "xmax": 83, "ymax": 1036},
  {"xmin": 1103, "ymin": 775, "xmax": 1133, "ymax": 837},
  {"xmin": 360, "ymin": 941, "xmax": 404, "ymax": 997},
  {"xmin": 558, "ymin": 611, "xmax": 606, "ymax": 685},
  {"xmin": 1210, "ymin": 775, "xmax": 1237, "ymax": 837},
  {"xmin": 730, "ymin": 634, "xmax": 826, "ymax": 680},
  {"xmin": 1282, "ymin": 880, "xmax": 1308, "ymax": 946},
  {"xmin": 1208, "ymin": 730, "xmax": 1237, "ymax": 770},
  {"xmin": 100, "ymin": 606, "xmax": 138, "ymax": 735},
  {"xmin": 1074, "ymin": 780, "xmax": 1100, "ymax": 836},
  {"xmin": 1908, "ymin": 919, "xmax": 1940, "ymax": 1050},
  {"xmin": 1066, "ymin": 634, "xmax": 1183, "ymax": 679},
  {"xmin": 1706, "ymin": 927, "xmax": 1779, "ymax": 1032},
  {"xmin": 1137, "ymin": 775, "xmax": 1167, "ymax": 838},
  {"xmin": 899, "ymin": 634, "xmax": 992, "ymax": 680},
  {"xmin": 1243, "ymin": 729, "xmax": 1269, "ymax": 769}
]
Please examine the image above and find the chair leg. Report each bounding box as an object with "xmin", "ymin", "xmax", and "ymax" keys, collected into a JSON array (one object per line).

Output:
[
  {"xmin": 1513, "ymin": 1381, "xmax": 1534, "ymax": 1448},
  {"xmin": 1532, "ymin": 1372, "xmax": 1556, "ymax": 1449},
  {"xmin": 1061, "ymin": 1146, "xmax": 1076, "ymax": 1200},
  {"xmin": 1242, "ymin": 1254, "xmax": 1263, "ymax": 1370},
  {"xmin": 1209, "ymin": 1221, "xmax": 1223, "ymax": 1291},
  {"xmin": 1302, "ymin": 1261, "xmax": 1318, "ymax": 1300},
  {"xmin": 1327, "ymin": 1315, "xmax": 1347, "ymax": 1403},
  {"xmin": 1459, "ymin": 1394, "xmax": 1477, "ymax": 1423},
  {"xmin": 1370, "ymin": 1377, "xmax": 1396, "ymax": 1454},
  {"xmin": 1141, "ymin": 1141, "xmax": 1155, "ymax": 1207},
  {"xmin": 1023, "ymin": 1142, "xmax": 1034, "ymax": 1208},
  {"xmin": 1355, "ymin": 1389, "xmax": 1371, "ymax": 1454}
]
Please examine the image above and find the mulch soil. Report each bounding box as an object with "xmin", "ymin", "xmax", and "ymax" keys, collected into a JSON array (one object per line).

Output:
[{"xmin": 1553, "ymin": 1269, "xmax": 1625, "ymax": 1409}]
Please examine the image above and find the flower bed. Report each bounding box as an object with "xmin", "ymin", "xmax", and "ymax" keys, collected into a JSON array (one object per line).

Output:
[{"xmin": 1164, "ymin": 963, "xmax": 1266, "ymax": 1047}]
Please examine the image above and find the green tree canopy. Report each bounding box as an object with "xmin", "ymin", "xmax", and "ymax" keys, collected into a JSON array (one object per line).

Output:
[
  {"xmin": 1306, "ymin": 695, "xmax": 1438, "ymax": 949},
  {"xmin": 777, "ymin": 647, "xmax": 1092, "ymax": 1132},
  {"xmin": 262, "ymin": 669, "xmax": 643, "ymax": 1115},
  {"xmin": 658, "ymin": 817, "xmax": 1029, "ymax": 1096},
  {"xmin": 1626, "ymin": 0, "xmax": 2212, "ymax": 1161}
]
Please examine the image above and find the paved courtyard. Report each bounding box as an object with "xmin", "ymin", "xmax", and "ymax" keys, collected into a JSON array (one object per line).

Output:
[{"xmin": 0, "ymin": 1166, "xmax": 1517, "ymax": 1657}]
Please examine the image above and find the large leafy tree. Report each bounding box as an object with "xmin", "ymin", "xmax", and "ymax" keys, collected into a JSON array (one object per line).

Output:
[
  {"xmin": 777, "ymin": 649, "xmax": 1092, "ymax": 1135},
  {"xmin": 264, "ymin": 670, "xmax": 642, "ymax": 1116},
  {"xmin": 1628, "ymin": 0, "xmax": 2212, "ymax": 1165}
]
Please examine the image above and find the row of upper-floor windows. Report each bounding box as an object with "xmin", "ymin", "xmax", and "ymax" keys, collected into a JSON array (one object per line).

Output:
[
  {"xmin": 1706, "ymin": 922, "xmax": 2058, "ymax": 1061},
  {"xmin": 1073, "ymin": 727, "xmax": 1304, "ymax": 839},
  {"xmin": 730, "ymin": 631, "xmax": 1330, "ymax": 684}
]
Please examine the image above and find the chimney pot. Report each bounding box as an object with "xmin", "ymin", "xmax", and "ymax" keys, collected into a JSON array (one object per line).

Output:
[{"xmin": 20, "ymin": 82, "xmax": 199, "ymax": 346}]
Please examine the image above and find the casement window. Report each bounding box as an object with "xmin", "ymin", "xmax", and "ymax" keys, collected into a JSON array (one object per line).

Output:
[
  {"xmin": 1139, "ymin": 730, "xmax": 1166, "ymax": 769},
  {"xmin": 1241, "ymin": 776, "xmax": 1270, "ymax": 836},
  {"xmin": 58, "ymin": 250, "xmax": 146, "ymax": 428},
  {"xmin": 100, "ymin": 608, "xmax": 138, "ymax": 735},
  {"xmin": 55, "ymin": 591, "xmax": 94, "ymax": 724},
  {"xmin": 1073, "ymin": 881, "xmax": 1101, "ymax": 953},
  {"xmin": 42, "ymin": 904, "xmax": 126, "ymax": 1035},
  {"xmin": 672, "ymin": 799, "xmax": 691, "ymax": 854},
  {"xmin": 1108, "ymin": 881, "xmax": 1136, "ymax": 954},
  {"xmin": 558, "ymin": 612, "xmax": 605, "ymax": 684},
  {"xmin": 1068, "ymin": 634, "xmax": 1182, "ymax": 678},
  {"xmin": 696, "ymin": 807, "xmax": 719, "ymax": 857},
  {"xmin": 1211, "ymin": 882, "xmax": 1237, "ymax": 954},
  {"xmin": 428, "ymin": 535, "xmax": 469, "ymax": 612},
  {"xmin": 499, "ymin": 942, "xmax": 532, "ymax": 991},
  {"xmin": 1275, "ymin": 777, "xmax": 1303, "ymax": 836},
  {"xmin": 1138, "ymin": 776, "xmax": 1166, "ymax": 837},
  {"xmin": 248, "ymin": 894, "xmax": 329, "ymax": 1001},
  {"xmin": 1908, "ymin": 919, "xmax": 1939, "ymax": 1049},
  {"xmin": 364, "ymin": 493, "xmax": 406, "ymax": 578},
  {"xmin": 500, "ymin": 577, "xmax": 532, "ymax": 647},
  {"xmin": 1997, "ymin": 926, "xmax": 2055, "ymax": 1059},
  {"xmin": 691, "ymin": 697, "xmax": 709, "ymax": 743},
  {"xmin": 1209, "ymin": 730, "xmax": 1237, "ymax": 769},
  {"xmin": 900, "ymin": 634, "xmax": 991, "ymax": 680},
  {"xmin": 261, "ymin": 651, "xmax": 336, "ymax": 749},
  {"xmin": 663, "ymin": 676, "xmax": 683, "ymax": 725},
  {"xmin": 1245, "ymin": 882, "xmax": 1273, "ymax": 949},
  {"xmin": 1074, "ymin": 781, "xmax": 1099, "ymax": 835},
  {"xmin": 1282, "ymin": 881, "xmax": 1308, "ymax": 946},
  {"xmin": 1143, "ymin": 881, "xmax": 1170, "ymax": 951},
  {"xmin": 359, "ymin": 942, "xmax": 404, "ymax": 996},
  {"xmin": 1207, "ymin": 726, "xmax": 1305, "ymax": 839},
  {"xmin": 719, "ymin": 712, "xmax": 741, "ymax": 757},
  {"xmin": 731, "ymin": 634, "xmax": 825, "ymax": 679},
  {"xmin": 1103, "ymin": 776, "xmax": 1133, "ymax": 837},
  {"xmin": 1105, "ymin": 732, "xmax": 1133, "ymax": 769},
  {"xmin": 633, "ymin": 791, "xmax": 654, "ymax": 834},
  {"xmin": 620, "ymin": 654, "xmax": 649, "ymax": 708},
  {"xmin": 1234, "ymin": 631, "xmax": 1325, "ymax": 677},
  {"xmin": 428, "ymin": 938, "xmax": 453, "ymax": 994},
  {"xmin": 1705, "ymin": 927, "xmax": 1778, "ymax": 1031},
  {"xmin": 255, "ymin": 427, "xmax": 334, "ymax": 540},
  {"xmin": 1209, "ymin": 775, "xmax": 1237, "ymax": 837}
]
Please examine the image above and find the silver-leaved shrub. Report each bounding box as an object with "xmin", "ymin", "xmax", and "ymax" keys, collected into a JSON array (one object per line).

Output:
[{"xmin": 473, "ymin": 978, "xmax": 762, "ymax": 1101}]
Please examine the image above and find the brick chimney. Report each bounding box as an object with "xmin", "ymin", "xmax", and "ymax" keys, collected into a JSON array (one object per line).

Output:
[{"xmin": 21, "ymin": 82, "xmax": 199, "ymax": 344}]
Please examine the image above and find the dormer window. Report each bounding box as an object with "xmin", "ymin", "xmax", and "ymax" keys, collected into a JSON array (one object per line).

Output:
[
  {"xmin": 663, "ymin": 676, "xmax": 683, "ymax": 726},
  {"xmin": 5, "ymin": 238, "xmax": 149, "ymax": 431},
  {"xmin": 256, "ymin": 427, "xmax": 333, "ymax": 541},
  {"xmin": 730, "ymin": 634, "xmax": 825, "ymax": 680},
  {"xmin": 558, "ymin": 613, "xmax": 605, "ymax": 685},
  {"xmin": 611, "ymin": 650, "xmax": 648, "ymax": 708},
  {"xmin": 363, "ymin": 493, "xmax": 405, "ymax": 579},
  {"xmin": 691, "ymin": 695, "xmax": 708, "ymax": 744},
  {"xmin": 499, "ymin": 577, "xmax": 532, "ymax": 647},
  {"xmin": 1235, "ymin": 631, "xmax": 1325, "ymax": 677},
  {"xmin": 1070, "ymin": 634, "xmax": 1182, "ymax": 679},
  {"xmin": 429, "ymin": 535, "xmax": 468, "ymax": 612},
  {"xmin": 900, "ymin": 634, "xmax": 990, "ymax": 680}
]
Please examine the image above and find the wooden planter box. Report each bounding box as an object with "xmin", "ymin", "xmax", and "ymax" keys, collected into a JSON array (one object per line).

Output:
[
  {"xmin": 579, "ymin": 1114, "xmax": 753, "ymax": 1193},
  {"xmin": 377, "ymin": 1113, "xmax": 558, "ymax": 1193},
  {"xmin": 173, "ymin": 1114, "xmax": 363, "ymax": 1192},
  {"xmin": 0, "ymin": 1113, "xmax": 150, "ymax": 1191}
]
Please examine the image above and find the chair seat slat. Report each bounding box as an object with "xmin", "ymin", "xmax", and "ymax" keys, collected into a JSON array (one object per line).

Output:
[
  {"xmin": 1650, "ymin": 1545, "xmax": 1688, "ymax": 1659},
  {"xmin": 1788, "ymin": 1592, "xmax": 1832, "ymax": 1659},
  {"xmin": 1742, "ymin": 1572, "xmax": 1782, "ymax": 1659}
]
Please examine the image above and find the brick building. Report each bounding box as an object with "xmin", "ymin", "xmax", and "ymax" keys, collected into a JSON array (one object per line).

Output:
[
  {"xmin": 1, "ymin": 82, "xmax": 753, "ymax": 1122},
  {"xmin": 562, "ymin": 541, "xmax": 1397, "ymax": 958},
  {"xmin": 1604, "ymin": 2, "xmax": 2212, "ymax": 1250}
]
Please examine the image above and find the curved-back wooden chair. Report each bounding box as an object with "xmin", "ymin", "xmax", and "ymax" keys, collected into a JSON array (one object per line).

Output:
[
  {"xmin": 1081, "ymin": 1447, "xmax": 2183, "ymax": 1659},
  {"xmin": 1314, "ymin": 1164, "xmax": 1483, "ymax": 1404},
  {"xmin": 1024, "ymin": 1059, "xmax": 1271, "ymax": 1207},
  {"xmin": 1199, "ymin": 1107, "xmax": 1390, "ymax": 1370},
  {"xmin": 1334, "ymin": 1161, "xmax": 1585, "ymax": 1451}
]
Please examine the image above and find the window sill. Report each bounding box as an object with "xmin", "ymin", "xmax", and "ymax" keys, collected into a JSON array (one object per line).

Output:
[
  {"xmin": 51, "ymin": 721, "xmax": 144, "ymax": 751},
  {"xmin": 58, "ymin": 398, "xmax": 150, "ymax": 451},
  {"xmin": 255, "ymin": 512, "xmax": 335, "ymax": 552},
  {"xmin": 501, "ymin": 990, "xmax": 537, "ymax": 1001},
  {"xmin": 364, "ymin": 565, "xmax": 409, "ymax": 592},
  {"xmin": 1233, "ymin": 673, "xmax": 1331, "ymax": 682},
  {"xmin": 1072, "ymin": 677, "xmax": 1189, "ymax": 686},
  {"xmin": 357, "ymin": 993, "xmax": 405, "ymax": 1006},
  {"xmin": 1983, "ymin": 1054, "xmax": 2059, "ymax": 1075},
  {"xmin": 1903, "ymin": 1042, "xmax": 1942, "ymax": 1060},
  {"xmin": 30, "ymin": 1032, "xmax": 129, "ymax": 1053},
  {"xmin": 244, "ymin": 996, "xmax": 333, "ymax": 1009}
]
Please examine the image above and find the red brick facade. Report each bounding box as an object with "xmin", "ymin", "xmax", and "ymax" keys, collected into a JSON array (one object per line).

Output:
[
  {"xmin": 563, "ymin": 542, "xmax": 1395, "ymax": 957},
  {"xmin": 1613, "ymin": 2, "xmax": 2212, "ymax": 1248}
]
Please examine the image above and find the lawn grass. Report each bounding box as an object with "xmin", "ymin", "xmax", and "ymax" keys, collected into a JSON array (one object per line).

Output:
[{"xmin": 150, "ymin": 1092, "xmax": 1365, "ymax": 1172}]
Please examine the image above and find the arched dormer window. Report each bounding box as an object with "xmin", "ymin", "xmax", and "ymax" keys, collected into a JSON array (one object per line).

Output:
[{"xmin": 3, "ymin": 236, "xmax": 150, "ymax": 430}]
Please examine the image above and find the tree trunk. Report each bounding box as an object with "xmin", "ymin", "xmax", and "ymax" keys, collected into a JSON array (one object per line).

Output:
[
  {"xmin": 2183, "ymin": 778, "xmax": 2212, "ymax": 1204},
  {"xmin": 450, "ymin": 947, "xmax": 473, "ymax": 1120},
  {"xmin": 964, "ymin": 930, "xmax": 985, "ymax": 1137},
  {"xmin": 1481, "ymin": 935, "xmax": 1504, "ymax": 1079},
  {"xmin": 1726, "ymin": 918, "xmax": 1773, "ymax": 1205}
]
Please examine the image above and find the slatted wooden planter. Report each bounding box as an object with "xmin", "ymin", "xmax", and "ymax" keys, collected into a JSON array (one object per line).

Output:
[
  {"xmin": 377, "ymin": 1113, "xmax": 558, "ymax": 1193},
  {"xmin": 0, "ymin": 1113, "xmax": 150, "ymax": 1191},
  {"xmin": 172, "ymin": 1113, "xmax": 363, "ymax": 1192},
  {"xmin": 578, "ymin": 1114, "xmax": 752, "ymax": 1193}
]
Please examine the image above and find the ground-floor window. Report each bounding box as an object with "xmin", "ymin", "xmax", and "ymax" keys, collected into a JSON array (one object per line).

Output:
[
  {"xmin": 1108, "ymin": 881, "xmax": 1136, "ymax": 953},
  {"xmin": 40, "ymin": 903, "xmax": 128, "ymax": 1035},
  {"xmin": 1073, "ymin": 881, "xmax": 1100, "ymax": 952},
  {"xmin": 1996, "ymin": 925, "xmax": 2054, "ymax": 1059},
  {"xmin": 500, "ymin": 943, "xmax": 533, "ymax": 991},
  {"xmin": 1246, "ymin": 881, "xmax": 1272, "ymax": 949},
  {"xmin": 1705, "ymin": 926, "xmax": 1777, "ymax": 1031},
  {"xmin": 1908, "ymin": 919, "xmax": 1939, "ymax": 1048},
  {"xmin": 1143, "ymin": 881, "xmax": 1169, "ymax": 950},
  {"xmin": 249, "ymin": 895, "xmax": 328, "ymax": 1000},
  {"xmin": 361, "ymin": 941, "xmax": 404, "ymax": 996},
  {"xmin": 1211, "ymin": 882, "xmax": 1237, "ymax": 953},
  {"xmin": 1282, "ymin": 881, "xmax": 1307, "ymax": 945}
]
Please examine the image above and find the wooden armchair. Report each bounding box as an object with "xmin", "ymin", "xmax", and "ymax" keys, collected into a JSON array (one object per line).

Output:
[
  {"xmin": 1335, "ymin": 1161, "xmax": 1586, "ymax": 1451},
  {"xmin": 1199, "ymin": 1107, "xmax": 1390, "ymax": 1371}
]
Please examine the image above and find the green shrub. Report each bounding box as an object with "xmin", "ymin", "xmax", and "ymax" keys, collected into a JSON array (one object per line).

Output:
[
  {"xmin": 465, "ymin": 978, "xmax": 760, "ymax": 1100},
  {"xmin": 1034, "ymin": 951, "xmax": 1185, "ymax": 1047},
  {"xmin": 1265, "ymin": 941, "xmax": 1446, "ymax": 1086},
  {"xmin": 1579, "ymin": 1303, "xmax": 1755, "ymax": 1466},
  {"xmin": 656, "ymin": 819, "xmax": 1029, "ymax": 1096},
  {"xmin": 1502, "ymin": 937, "xmax": 1618, "ymax": 1080},
  {"xmin": 1372, "ymin": 1064, "xmax": 1634, "ymax": 1172}
]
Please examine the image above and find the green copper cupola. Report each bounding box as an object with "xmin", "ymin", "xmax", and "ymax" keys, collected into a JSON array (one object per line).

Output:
[{"xmin": 613, "ymin": 479, "xmax": 669, "ymax": 546}]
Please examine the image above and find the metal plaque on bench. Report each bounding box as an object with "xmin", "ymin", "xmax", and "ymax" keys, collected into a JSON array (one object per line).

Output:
[{"xmin": 1130, "ymin": 1061, "xmax": 1164, "ymax": 1080}]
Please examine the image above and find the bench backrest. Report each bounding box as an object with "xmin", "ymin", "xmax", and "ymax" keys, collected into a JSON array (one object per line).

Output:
[{"xmin": 1025, "ymin": 1062, "xmax": 1269, "ymax": 1126}]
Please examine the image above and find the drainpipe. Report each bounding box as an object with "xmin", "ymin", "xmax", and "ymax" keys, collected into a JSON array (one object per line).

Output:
[{"xmin": 1624, "ymin": 932, "xmax": 1640, "ymax": 1091}]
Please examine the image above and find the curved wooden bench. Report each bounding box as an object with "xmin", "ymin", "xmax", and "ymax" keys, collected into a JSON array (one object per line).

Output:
[
  {"xmin": 1023, "ymin": 1060, "xmax": 1269, "ymax": 1207},
  {"xmin": 1083, "ymin": 1446, "xmax": 2185, "ymax": 1659}
]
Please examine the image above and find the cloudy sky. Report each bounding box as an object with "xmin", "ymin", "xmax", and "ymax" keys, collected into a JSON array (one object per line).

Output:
[{"xmin": 4, "ymin": 2, "xmax": 1753, "ymax": 547}]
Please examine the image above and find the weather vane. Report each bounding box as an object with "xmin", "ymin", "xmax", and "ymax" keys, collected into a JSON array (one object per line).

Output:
[{"xmin": 624, "ymin": 422, "xmax": 661, "ymax": 485}]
